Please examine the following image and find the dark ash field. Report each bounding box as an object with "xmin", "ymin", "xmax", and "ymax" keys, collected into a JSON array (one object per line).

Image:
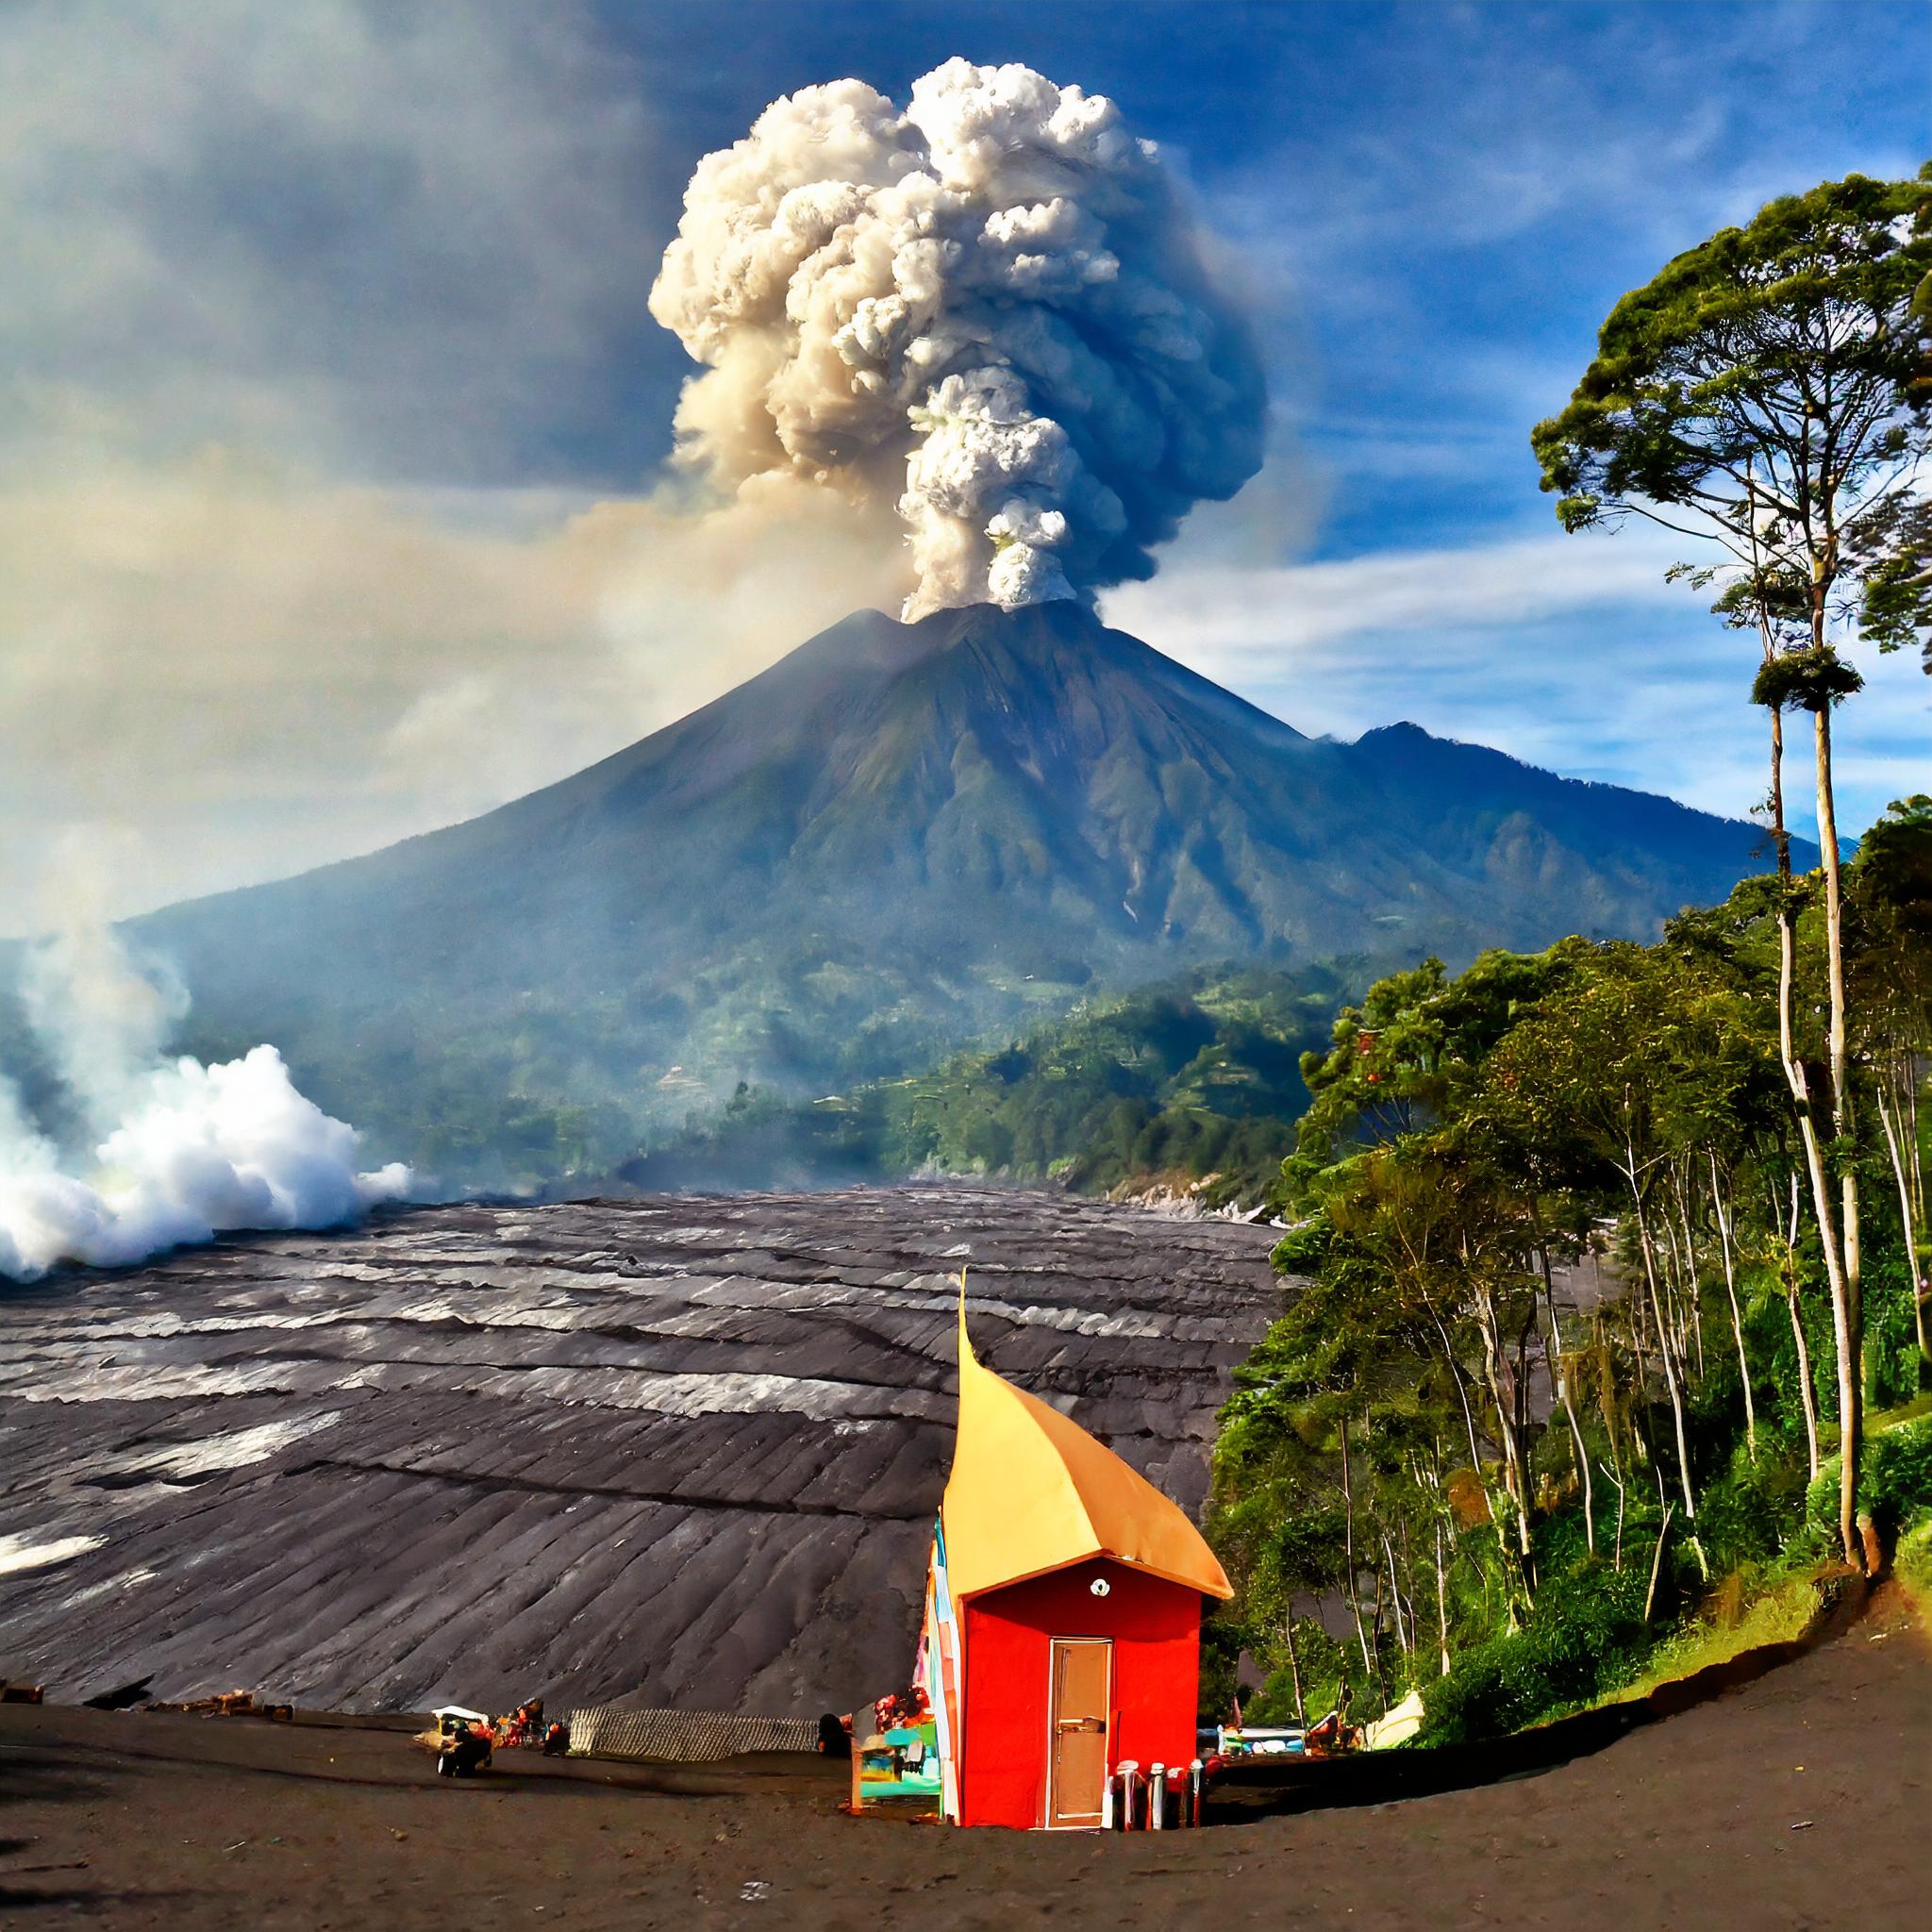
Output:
[{"xmin": 0, "ymin": 1187, "xmax": 1278, "ymax": 1717}]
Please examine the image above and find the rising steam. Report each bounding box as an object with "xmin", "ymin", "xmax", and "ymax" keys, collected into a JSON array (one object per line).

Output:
[
  {"xmin": 0, "ymin": 883, "xmax": 408, "ymax": 1282},
  {"xmin": 649, "ymin": 58, "xmax": 1265, "ymax": 618}
]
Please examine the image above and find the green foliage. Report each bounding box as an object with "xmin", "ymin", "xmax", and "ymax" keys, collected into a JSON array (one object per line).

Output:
[
  {"xmin": 1805, "ymin": 1411, "xmax": 1932, "ymax": 1548},
  {"xmin": 1531, "ymin": 169, "xmax": 1932, "ymax": 563},
  {"xmin": 1197, "ymin": 1617, "xmax": 1248, "ymax": 1726},
  {"xmin": 1287, "ymin": 944, "xmax": 1580, "ymax": 1199},
  {"xmin": 1244, "ymin": 1618, "xmax": 1349, "ymax": 1726},
  {"xmin": 1865, "ymin": 1243, "xmax": 1926, "ymax": 1410},
  {"xmin": 1211, "ymin": 853, "xmax": 1929, "ymax": 1744},
  {"xmin": 1419, "ymin": 1558, "xmax": 1653, "ymax": 1745},
  {"xmin": 1853, "ymin": 795, "xmax": 1932, "ymax": 936},
  {"xmin": 616, "ymin": 962, "xmax": 1351, "ymax": 1200},
  {"xmin": 1208, "ymin": 175, "xmax": 1932, "ymax": 1748},
  {"xmin": 1852, "ymin": 494, "xmax": 1932, "ymax": 669},
  {"xmin": 1695, "ymin": 1444, "xmax": 1809, "ymax": 1570},
  {"xmin": 1896, "ymin": 1516, "xmax": 1932, "ymax": 1598},
  {"xmin": 1750, "ymin": 649, "xmax": 1866, "ymax": 714}
]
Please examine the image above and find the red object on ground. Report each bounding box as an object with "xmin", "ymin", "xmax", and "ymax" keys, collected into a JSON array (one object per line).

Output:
[{"xmin": 957, "ymin": 1556, "xmax": 1203, "ymax": 1830}]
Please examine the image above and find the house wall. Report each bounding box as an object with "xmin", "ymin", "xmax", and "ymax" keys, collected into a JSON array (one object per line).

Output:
[{"xmin": 958, "ymin": 1556, "xmax": 1202, "ymax": 1829}]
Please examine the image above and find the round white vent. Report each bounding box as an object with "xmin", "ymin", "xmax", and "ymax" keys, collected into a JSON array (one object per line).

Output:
[{"xmin": 1090, "ymin": 1577, "xmax": 1110, "ymax": 1597}]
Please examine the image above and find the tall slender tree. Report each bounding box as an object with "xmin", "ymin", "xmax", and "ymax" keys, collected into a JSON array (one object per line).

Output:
[{"xmin": 1532, "ymin": 169, "xmax": 1932, "ymax": 1565}]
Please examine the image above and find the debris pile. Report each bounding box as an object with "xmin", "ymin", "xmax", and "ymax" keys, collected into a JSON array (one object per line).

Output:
[{"xmin": 412, "ymin": 1699, "xmax": 571, "ymax": 1778}]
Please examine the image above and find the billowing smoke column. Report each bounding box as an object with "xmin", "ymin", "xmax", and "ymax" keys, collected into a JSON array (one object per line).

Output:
[
  {"xmin": 649, "ymin": 58, "xmax": 1265, "ymax": 617},
  {"xmin": 0, "ymin": 913, "xmax": 409, "ymax": 1282}
]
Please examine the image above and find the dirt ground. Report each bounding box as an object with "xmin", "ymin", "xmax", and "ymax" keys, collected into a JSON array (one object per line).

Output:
[{"xmin": 3, "ymin": 1587, "xmax": 1927, "ymax": 1932}]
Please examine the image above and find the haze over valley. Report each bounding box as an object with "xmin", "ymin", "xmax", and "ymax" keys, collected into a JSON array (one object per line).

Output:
[{"xmin": 20, "ymin": 599, "xmax": 1796, "ymax": 1191}]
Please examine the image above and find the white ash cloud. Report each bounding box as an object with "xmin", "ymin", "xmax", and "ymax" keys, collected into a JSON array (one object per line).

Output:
[
  {"xmin": 0, "ymin": 862, "xmax": 408, "ymax": 1281},
  {"xmin": 649, "ymin": 58, "xmax": 1265, "ymax": 619}
]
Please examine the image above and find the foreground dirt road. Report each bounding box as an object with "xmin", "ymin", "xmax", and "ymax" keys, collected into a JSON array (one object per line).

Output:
[{"xmin": 3, "ymin": 1587, "xmax": 1927, "ymax": 1931}]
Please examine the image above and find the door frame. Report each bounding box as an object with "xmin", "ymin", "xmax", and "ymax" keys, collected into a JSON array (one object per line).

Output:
[{"xmin": 1042, "ymin": 1635, "xmax": 1114, "ymax": 1830}]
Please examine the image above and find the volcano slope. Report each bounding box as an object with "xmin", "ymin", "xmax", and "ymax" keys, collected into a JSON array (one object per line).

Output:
[
  {"xmin": 0, "ymin": 1188, "xmax": 1278, "ymax": 1717},
  {"xmin": 126, "ymin": 601, "xmax": 1797, "ymax": 1178}
]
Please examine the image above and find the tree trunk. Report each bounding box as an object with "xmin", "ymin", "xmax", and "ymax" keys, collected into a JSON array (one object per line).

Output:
[
  {"xmin": 1398, "ymin": 1515, "xmax": 1422, "ymax": 1661},
  {"xmin": 1427, "ymin": 1303, "xmax": 1521, "ymax": 1627},
  {"xmin": 1643, "ymin": 1501, "xmax": 1675, "ymax": 1624},
  {"xmin": 1367, "ymin": 1524, "xmax": 1390, "ymax": 1707},
  {"xmin": 1876, "ymin": 1079, "xmax": 1928, "ymax": 1365},
  {"xmin": 1383, "ymin": 1529, "xmax": 1411, "ymax": 1656},
  {"xmin": 1599, "ymin": 1459, "xmax": 1626, "ymax": 1571},
  {"xmin": 1474, "ymin": 1282, "xmax": 1533, "ymax": 1562},
  {"xmin": 1541, "ymin": 1246, "xmax": 1595, "ymax": 1555},
  {"xmin": 1282, "ymin": 1605, "xmax": 1306, "ymax": 1724},
  {"xmin": 1433, "ymin": 1518, "xmax": 1451, "ymax": 1676},
  {"xmin": 1812, "ymin": 703, "xmax": 1864, "ymax": 1570},
  {"xmin": 1672, "ymin": 1168, "xmax": 1707, "ymax": 1381},
  {"xmin": 1907, "ymin": 1058, "xmax": 1924, "ymax": 1225},
  {"xmin": 1338, "ymin": 1413, "xmax": 1375, "ymax": 1685},
  {"xmin": 1763, "ymin": 682, "xmax": 1859, "ymax": 1561},
  {"xmin": 1708, "ymin": 1152, "xmax": 1757, "ymax": 1460},
  {"xmin": 1779, "ymin": 1172, "xmax": 1823, "ymax": 1483},
  {"xmin": 1807, "ymin": 703, "xmax": 1855, "ymax": 1560},
  {"xmin": 1626, "ymin": 1161, "xmax": 1696, "ymax": 1524}
]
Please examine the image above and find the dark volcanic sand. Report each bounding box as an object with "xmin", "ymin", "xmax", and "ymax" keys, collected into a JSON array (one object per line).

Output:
[
  {"xmin": 0, "ymin": 1587, "xmax": 1924, "ymax": 1930},
  {"xmin": 0, "ymin": 1189, "xmax": 1279, "ymax": 1716}
]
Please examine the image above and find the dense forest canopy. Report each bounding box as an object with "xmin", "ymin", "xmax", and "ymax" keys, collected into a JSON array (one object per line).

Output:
[
  {"xmin": 1204, "ymin": 158, "xmax": 1932, "ymax": 1739},
  {"xmin": 607, "ymin": 963, "xmax": 1357, "ymax": 1205},
  {"xmin": 1208, "ymin": 801, "xmax": 1931, "ymax": 1740}
]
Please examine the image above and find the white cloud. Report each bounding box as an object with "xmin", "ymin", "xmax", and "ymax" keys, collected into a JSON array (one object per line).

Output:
[
  {"xmin": 0, "ymin": 2, "xmax": 914, "ymax": 927},
  {"xmin": 1105, "ymin": 534, "xmax": 1930, "ymax": 837},
  {"xmin": 1107, "ymin": 532, "xmax": 1682, "ymax": 662},
  {"xmin": 0, "ymin": 1, "xmax": 1920, "ymax": 937}
]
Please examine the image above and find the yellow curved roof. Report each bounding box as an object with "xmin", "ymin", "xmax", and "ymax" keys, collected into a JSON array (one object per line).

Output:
[{"xmin": 938, "ymin": 1297, "xmax": 1232, "ymax": 1602}]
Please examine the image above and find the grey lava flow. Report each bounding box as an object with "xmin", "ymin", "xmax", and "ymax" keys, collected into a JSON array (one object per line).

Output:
[{"xmin": 0, "ymin": 1188, "xmax": 1279, "ymax": 1718}]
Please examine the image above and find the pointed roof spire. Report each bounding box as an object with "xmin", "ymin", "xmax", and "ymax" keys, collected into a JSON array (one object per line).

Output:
[{"xmin": 941, "ymin": 1273, "xmax": 1231, "ymax": 1603}]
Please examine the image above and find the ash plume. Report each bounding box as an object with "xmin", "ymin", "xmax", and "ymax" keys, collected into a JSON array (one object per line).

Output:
[
  {"xmin": 649, "ymin": 58, "xmax": 1265, "ymax": 618},
  {"xmin": 0, "ymin": 867, "xmax": 409, "ymax": 1282}
]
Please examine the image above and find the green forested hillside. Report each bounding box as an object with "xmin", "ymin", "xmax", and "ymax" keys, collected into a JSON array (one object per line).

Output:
[
  {"xmin": 121, "ymin": 602, "xmax": 1790, "ymax": 1186},
  {"xmin": 607, "ymin": 963, "xmax": 1357, "ymax": 1202},
  {"xmin": 1204, "ymin": 799, "xmax": 1932, "ymax": 1738}
]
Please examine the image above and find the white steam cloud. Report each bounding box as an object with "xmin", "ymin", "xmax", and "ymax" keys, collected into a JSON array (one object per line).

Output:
[
  {"xmin": 0, "ymin": 863, "xmax": 408, "ymax": 1283},
  {"xmin": 649, "ymin": 58, "xmax": 1265, "ymax": 619}
]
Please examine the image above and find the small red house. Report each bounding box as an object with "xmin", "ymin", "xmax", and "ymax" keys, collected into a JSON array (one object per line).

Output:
[{"xmin": 917, "ymin": 1304, "xmax": 1232, "ymax": 1829}]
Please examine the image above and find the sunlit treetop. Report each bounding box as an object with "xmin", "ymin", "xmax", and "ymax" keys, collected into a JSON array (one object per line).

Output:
[{"xmin": 1532, "ymin": 167, "xmax": 1932, "ymax": 676}]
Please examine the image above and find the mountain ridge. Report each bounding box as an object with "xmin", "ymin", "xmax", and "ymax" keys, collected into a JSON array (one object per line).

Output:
[{"xmin": 124, "ymin": 602, "xmax": 1796, "ymax": 1181}]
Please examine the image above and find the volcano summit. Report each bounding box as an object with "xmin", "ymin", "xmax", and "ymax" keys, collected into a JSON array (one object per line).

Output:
[{"xmin": 133, "ymin": 602, "xmax": 1785, "ymax": 1174}]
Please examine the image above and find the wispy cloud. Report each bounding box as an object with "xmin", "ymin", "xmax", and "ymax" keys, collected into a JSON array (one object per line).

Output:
[
  {"xmin": 0, "ymin": 458, "xmax": 910, "ymax": 928},
  {"xmin": 1106, "ymin": 534, "xmax": 1930, "ymax": 838},
  {"xmin": 1108, "ymin": 531, "xmax": 1683, "ymax": 656},
  {"xmin": 0, "ymin": 1, "xmax": 912, "ymax": 927},
  {"xmin": 0, "ymin": 0, "xmax": 675, "ymax": 486}
]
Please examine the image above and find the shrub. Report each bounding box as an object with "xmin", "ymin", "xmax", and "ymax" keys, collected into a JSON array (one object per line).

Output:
[
  {"xmin": 1871, "ymin": 1414, "xmax": 1932, "ymax": 1537},
  {"xmin": 1697, "ymin": 1444, "xmax": 1809, "ymax": 1570},
  {"xmin": 1419, "ymin": 1557, "xmax": 1651, "ymax": 1744},
  {"xmin": 1863, "ymin": 1246, "xmax": 1928, "ymax": 1409},
  {"xmin": 1896, "ymin": 1517, "xmax": 1932, "ymax": 1600},
  {"xmin": 1804, "ymin": 1411, "xmax": 1932, "ymax": 1549}
]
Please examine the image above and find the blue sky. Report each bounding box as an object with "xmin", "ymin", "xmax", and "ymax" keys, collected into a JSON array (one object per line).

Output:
[{"xmin": 0, "ymin": 0, "xmax": 1924, "ymax": 924}]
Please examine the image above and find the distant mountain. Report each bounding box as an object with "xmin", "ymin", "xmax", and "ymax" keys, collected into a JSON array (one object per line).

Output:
[{"xmin": 133, "ymin": 602, "xmax": 1791, "ymax": 1181}]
